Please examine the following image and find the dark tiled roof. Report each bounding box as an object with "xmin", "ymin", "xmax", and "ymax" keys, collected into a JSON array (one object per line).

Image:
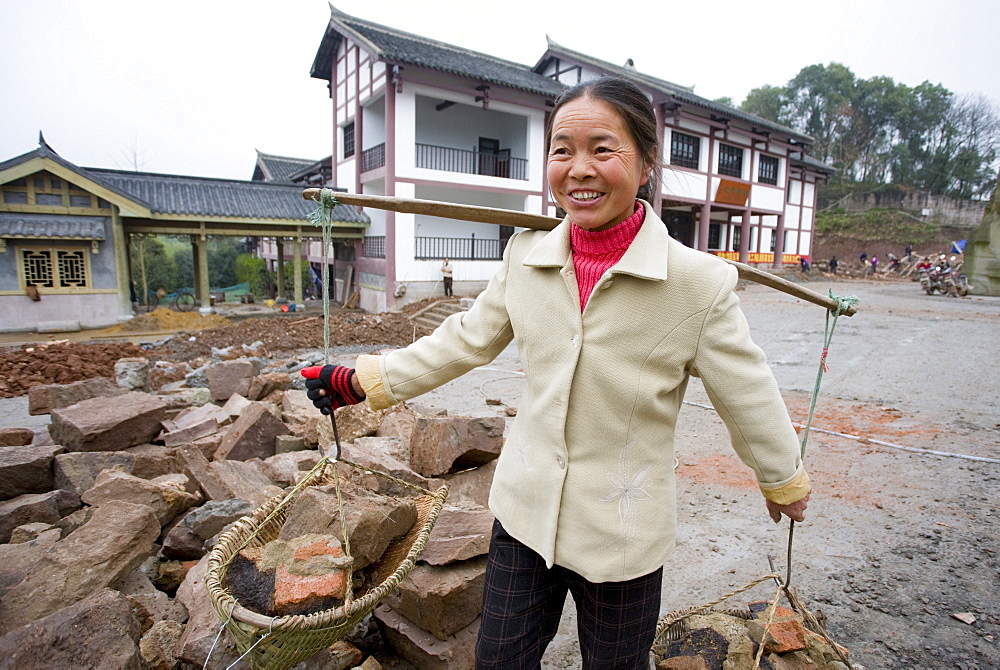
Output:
[
  {"xmin": 0, "ymin": 212, "xmax": 107, "ymax": 239},
  {"xmin": 254, "ymin": 151, "xmax": 317, "ymax": 183},
  {"xmin": 792, "ymin": 153, "xmax": 836, "ymax": 174},
  {"xmin": 535, "ymin": 39, "xmax": 813, "ymax": 145},
  {"xmin": 87, "ymin": 169, "xmax": 369, "ymax": 223},
  {"xmin": 312, "ymin": 7, "xmax": 564, "ymax": 98}
]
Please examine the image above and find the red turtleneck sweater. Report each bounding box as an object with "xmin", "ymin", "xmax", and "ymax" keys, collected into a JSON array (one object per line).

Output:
[{"xmin": 569, "ymin": 202, "xmax": 644, "ymax": 311}]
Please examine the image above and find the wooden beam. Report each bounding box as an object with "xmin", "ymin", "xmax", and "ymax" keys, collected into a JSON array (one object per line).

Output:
[{"xmin": 303, "ymin": 189, "xmax": 857, "ymax": 316}]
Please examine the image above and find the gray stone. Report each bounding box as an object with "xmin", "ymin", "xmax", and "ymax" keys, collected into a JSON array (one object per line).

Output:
[
  {"xmin": 0, "ymin": 588, "xmax": 143, "ymax": 670},
  {"xmin": 162, "ymin": 498, "xmax": 253, "ymax": 561},
  {"xmin": 49, "ymin": 391, "xmax": 168, "ymax": 452},
  {"xmin": 113, "ymin": 567, "xmax": 189, "ymax": 632},
  {"xmin": 409, "ymin": 416, "xmax": 504, "ymax": 477},
  {"xmin": 221, "ymin": 392, "xmax": 253, "ymax": 419},
  {"xmin": 376, "ymin": 404, "xmax": 423, "ymax": 454},
  {"xmin": 156, "ymin": 403, "xmax": 228, "ymax": 447},
  {"xmin": 155, "ymin": 386, "xmax": 213, "ymax": 411},
  {"xmin": 281, "ymin": 389, "xmax": 315, "ymax": 427},
  {"xmin": 0, "ymin": 489, "xmax": 80, "ymax": 544},
  {"xmin": 184, "ymin": 363, "xmax": 211, "ymax": 389},
  {"xmin": 0, "ymin": 500, "xmax": 160, "ymax": 633},
  {"xmin": 115, "ymin": 356, "xmax": 152, "ymax": 390},
  {"xmin": 375, "ymin": 604, "xmax": 479, "ymax": 670},
  {"xmin": 276, "ymin": 434, "xmax": 307, "ymax": 454},
  {"xmin": 0, "ymin": 428, "xmax": 35, "ymax": 447},
  {"xmin": 81, "ymin": 468, "xmax": 202, "ymax": 526},
  {"xmin": 214, "ymin": 401, "xmax": 289, "ymax": 462},
  {"xmin": 0, "ymin": 528, "xmax": 61, "ymax": 598},
  {"xmin": 341, "ymin": 439, "xmax": 433, "ymax": 498},
  {"xmin": 207, "ymin": 359, "xmax": 260, "ymax": 401},
  {"xmin": 0, "ymin": 444, "xmax": 64, "ymax": 499},
  {"xmin": 279, "ymin": 486, "xmax": 416, "ymax": 571},
  {"xmin": 383, "ymin": 557, "xmax": 487, "ymax": 640},
  {"xmin": 291, "ymin": 640, "xmax": 364, "ymax": 670},
  {"xmin": 420, "ymin": 504, "xmax": 494, "ymax": 566},
  {"xmin": 27, "ymin": 377, "xmax": 127, "ymax": 415}
]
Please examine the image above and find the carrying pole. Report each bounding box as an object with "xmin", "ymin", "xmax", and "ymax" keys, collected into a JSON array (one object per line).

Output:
[{"xmin": 304, "ymin": 189, "xmax": 857, "ymax": 316}]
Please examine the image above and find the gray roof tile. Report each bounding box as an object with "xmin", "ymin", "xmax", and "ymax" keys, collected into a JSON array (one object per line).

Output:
[{"xmin": 0, "ymin": 213, "xmax": 107, "ymax": 239}]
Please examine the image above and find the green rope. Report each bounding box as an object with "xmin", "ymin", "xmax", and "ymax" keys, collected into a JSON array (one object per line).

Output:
[
  {"xmin": 798, "ymin": 290, "xmax": 860, "ymax": 458},
  {"xmin": 307, "ymin": 189, "xmax": 340, "ymax": 363}
]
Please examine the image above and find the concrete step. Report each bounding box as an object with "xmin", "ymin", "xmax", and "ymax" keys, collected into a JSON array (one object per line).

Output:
[{"xmin": 410, "ymin": 300, "xmax": 465, "ymax": 330}]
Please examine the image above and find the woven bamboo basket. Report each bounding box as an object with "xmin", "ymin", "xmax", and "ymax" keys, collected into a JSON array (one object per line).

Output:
[{"xmin": 205, "ymin": 457, "xmax": 449, "ymax": 670}]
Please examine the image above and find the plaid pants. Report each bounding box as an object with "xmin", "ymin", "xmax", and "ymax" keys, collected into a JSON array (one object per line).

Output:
[{"xmin": 476, "ymin": 520, "xmax": 662, "ymax": 669}]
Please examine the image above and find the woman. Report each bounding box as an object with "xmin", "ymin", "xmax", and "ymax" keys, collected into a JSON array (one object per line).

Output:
[{"xmin": 303, "ymin": 77, "xmax": 810, "ymax": 669}]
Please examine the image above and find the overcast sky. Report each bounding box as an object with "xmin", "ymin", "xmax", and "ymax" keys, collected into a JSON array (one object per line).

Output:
[{"xmin": 2, "ymin": 0, "xmax": 997, "ymax": 181}]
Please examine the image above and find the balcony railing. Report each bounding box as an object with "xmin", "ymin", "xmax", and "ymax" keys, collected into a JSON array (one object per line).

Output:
[
  {"xmin": 362, "ymin": 236, "xmax": 385, "ymax": 258},
  {"xmin": 416, "ymin": 235, "xmax": 505, "ymax": 261},
  {"xmin": 415, "ymin": 144, "xmax": 528, "ymax": 180},
  {"xmin": 361, "ymin": 143, "xmax": 386, "ymax": 172}
]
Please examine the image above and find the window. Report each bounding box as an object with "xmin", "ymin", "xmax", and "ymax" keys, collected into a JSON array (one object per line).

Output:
[
  {"xmin": 758, "ymin": 155, "xmax": 779, "ymax": 185},
  {"xmin": 718, "ymin": 144, "xmax": 744, "ymax": 178},
  {"xmin": 708, "ymin": 223, "xmax": 721, "ymax": 250},
  {"xmin": 20, "ymin": 248, "xmax": 89, "ymax": 289},
  {"xmin": 343, "ymin": 122, "xmax": 355, "ymax": 158},
  {"xmin": 670, "ymin": 132, "xmax": 700, "ymax": 169}
]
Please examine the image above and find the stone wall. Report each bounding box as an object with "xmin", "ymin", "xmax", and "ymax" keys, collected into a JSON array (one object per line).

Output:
[
  {"xmin": 963, "ymin": 174, "xmax": 1000, "ymax": 296},
  {"xmin": 827, "ymin": 190, "xmax": 988, "ymax": 230}
]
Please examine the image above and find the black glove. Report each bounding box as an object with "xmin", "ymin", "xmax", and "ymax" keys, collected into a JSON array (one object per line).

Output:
[{"xmin": 301, "ymin": 365, "xmax": 365, "ymax": 415}]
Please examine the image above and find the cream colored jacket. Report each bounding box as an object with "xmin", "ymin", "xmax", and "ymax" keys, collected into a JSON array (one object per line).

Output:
[{"xmin": 357, "ymin": 202, "xmax": 810, "ymax": 583}]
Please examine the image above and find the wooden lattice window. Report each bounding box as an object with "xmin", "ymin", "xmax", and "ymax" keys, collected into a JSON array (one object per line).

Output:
[
  {"xmin": 21, "ymin": 248, "xmax": 90, "ymax": 290},
  {"xmin": 758, "ymin": 155, "xmax": 779, "ymax": 185},
  {"xmin": 718, "ymin": 144, "xmax": 744, "ymax": 178}
]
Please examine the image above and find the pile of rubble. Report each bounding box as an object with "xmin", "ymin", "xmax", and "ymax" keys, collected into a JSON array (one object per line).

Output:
[{"xmin": 0, "ymin": 344, "xmax": 500, "ymax": 669}]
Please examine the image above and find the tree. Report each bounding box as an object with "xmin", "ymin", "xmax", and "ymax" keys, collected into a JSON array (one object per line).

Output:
[
  {"xmin": 783, "ymin": 63, "xmax": 857, "ymax": 171},
  {"xmin": 129, "ymin": 236, "xmax": 178, "ymax": 304},
  {"xmin": 740, "ymin": 85, "xmax": 787, "ymax": 125},
  {"xmin": 235, "ymin": 254, "xmax": 269, "ymax": 299}
]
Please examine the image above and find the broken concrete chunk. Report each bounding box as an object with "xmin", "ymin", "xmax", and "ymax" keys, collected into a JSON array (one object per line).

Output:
[
  {"xmin": 409, "ymin": 416, "xmax": 504, "ymax": 477},
  {"xmin": 49, "ymin": 391, "xmax": 168, "ymax": 452},
  {"xmin": 115, "ymin": 356, "xmax": 152, "ymax": 390}
]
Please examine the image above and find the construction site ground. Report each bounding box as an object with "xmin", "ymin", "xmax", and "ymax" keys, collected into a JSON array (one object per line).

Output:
[{"xmin": 1, "ymin": 277, "xmax": 998, "ymax": 668}]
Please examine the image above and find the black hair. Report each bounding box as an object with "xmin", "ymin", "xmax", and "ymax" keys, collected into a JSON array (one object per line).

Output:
[{"xmin": 545, "ymin": 77, "xmax": 662, "ymax": 203}]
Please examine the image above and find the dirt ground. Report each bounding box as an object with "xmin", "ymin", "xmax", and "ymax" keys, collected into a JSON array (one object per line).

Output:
[{"xmin": 0, "ymin": 278, "xmax": 998, "ymax": 668}]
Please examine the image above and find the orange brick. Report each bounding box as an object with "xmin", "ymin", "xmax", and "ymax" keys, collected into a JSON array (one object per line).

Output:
[
  {"xmin": 293, "ymin": 538, "xmax": 344, "ymax": 561},
  {"xmin": 658, "ymin": 657, "xmax": 709, "ymax": 670},
  {"xmin": 273, "ymin": 564, "xmax": 347, "ymax": 614},
  {"xmin": 762, "ymin": 619, "xmax": 808, "ymax": 654}
]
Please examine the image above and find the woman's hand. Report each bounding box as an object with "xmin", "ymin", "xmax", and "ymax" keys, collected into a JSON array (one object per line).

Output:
[
  {"xmin": 766, "ymin": 493, "xmax": 810, "ymax": 523},
  {"xmin": 301, "ymin": 365, "xmax": 365, "ymax": 415}
]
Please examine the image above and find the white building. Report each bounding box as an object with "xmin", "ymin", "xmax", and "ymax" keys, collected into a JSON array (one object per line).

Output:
[{"xmin": 299, "ymin": 6, "xmax": 832, "ymax": 311}]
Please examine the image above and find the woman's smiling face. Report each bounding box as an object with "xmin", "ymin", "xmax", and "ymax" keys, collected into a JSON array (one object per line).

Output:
[{"xmin": 547, "ymin": 95, "xmax": 649, "ymax": 231}]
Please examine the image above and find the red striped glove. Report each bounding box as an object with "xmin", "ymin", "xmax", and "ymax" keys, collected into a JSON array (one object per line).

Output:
[{"xmin": 301, "ymin": 365, "xmax": 365, "ymax": 415}]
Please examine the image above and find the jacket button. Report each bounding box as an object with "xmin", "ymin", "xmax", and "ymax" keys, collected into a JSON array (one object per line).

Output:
[
  {"xmin": 556, "ymin": 456, "xmax": 566, "ymax": 468},
  {"xmin": 572, "ymin": 335, "xmax": 580, "ymax": 347},
  {"xmin": 602, "ymin": 280, "xmax": 613, "ymax": 289}
]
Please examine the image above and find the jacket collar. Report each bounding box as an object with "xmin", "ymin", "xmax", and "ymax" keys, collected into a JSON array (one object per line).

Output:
[{"xmin": 522, "ymin": 200, "xmax": 669, "ymax": 281}]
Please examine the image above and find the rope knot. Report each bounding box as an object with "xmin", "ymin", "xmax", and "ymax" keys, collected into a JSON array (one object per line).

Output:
[{"xmin": 827, "ymin": 290, "xmax": 859, "ymax": 317}]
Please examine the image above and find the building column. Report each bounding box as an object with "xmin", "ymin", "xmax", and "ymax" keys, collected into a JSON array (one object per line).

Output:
[
  {"xmin": 194, "ymin": 234, "xmax": 210, "ymax": 311},
  {"xmin": 772, "ymin": 214, "xmax": 786, "ymax": 269},
  {"xmin": 738, "ymin": 209, "xmax": 751, "ymax": 264},
  {"xmin": 697, "ymin": 205, "xmax": 712, "ymax": 252},
  {"xmin": 385, "ymin": 67, "xmax": 398, "ymax": 309},
  {"xmin": 292, "ymin": 236, "xmax": 304, "ymax": 306},
  {"xmin": 111, "ymin": 205, "xmax": 133, "ymax": 319},
  {"xmin": 275, "ymin": 237, "xmax": 285, "ymax": 299}
]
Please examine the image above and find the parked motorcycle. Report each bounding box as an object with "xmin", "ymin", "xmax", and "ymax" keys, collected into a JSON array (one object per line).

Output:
[{"xmin": 920, "ymin": 255, "xmax": 969, "ymax": 296}]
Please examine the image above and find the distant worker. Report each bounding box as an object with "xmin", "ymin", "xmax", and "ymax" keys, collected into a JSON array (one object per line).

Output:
[
  {"xmin": 830, "ymin": 256, "xmax": 839, "ymax": 275},
  {"xmin": 859, "ymin": 251, "xmax": 868, "ymax": 264},
  {"xmin": 799, "ymin": 256, "xmax": 810, "ymax": 273},
  {"xmin": 441, "ymin": 257, "xmax": 454, "ymax": 297},
  {"xmin": 887, "ymin": 252, "xmax": 899, "ymax": 272},
  {"xmin": 871, "ymin": 256, "xmax": 879, "ymax": 274}
]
